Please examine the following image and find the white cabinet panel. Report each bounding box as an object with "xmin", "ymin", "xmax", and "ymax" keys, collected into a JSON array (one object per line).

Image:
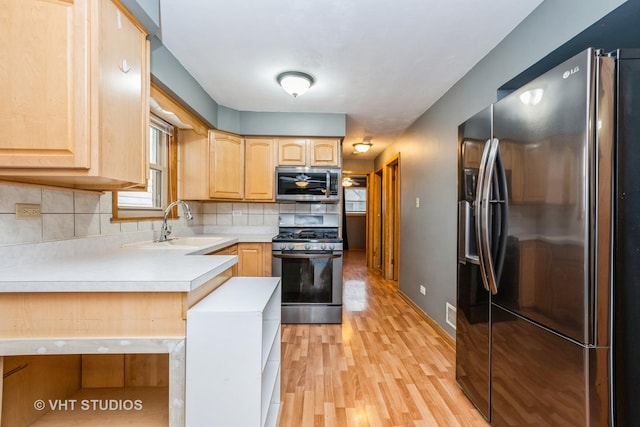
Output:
[{"xmin": 186, "ymin": 277, "xmax": 281, "ymax": 427}]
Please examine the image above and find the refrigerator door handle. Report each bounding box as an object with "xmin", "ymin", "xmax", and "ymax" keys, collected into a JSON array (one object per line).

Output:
[
  {"xmin": 477, "ymin": 138, "xmax": 500, "ymax": 295},
  {"xmin": 475, "ymin": 139, "xmax": 492, "ymax": 293},
  {"xmin": 493, "ymin": 145, "xmax": 510, "ymax": 284}
]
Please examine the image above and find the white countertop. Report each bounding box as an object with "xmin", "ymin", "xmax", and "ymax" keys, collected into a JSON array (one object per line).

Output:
[{"xmin": 0, "ymin": 234, "xmax": 276, "ymax": 293}]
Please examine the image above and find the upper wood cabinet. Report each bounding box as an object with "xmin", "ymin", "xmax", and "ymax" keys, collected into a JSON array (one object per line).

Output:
[
  {"xmin": 277, "ymin": 138, "xmax": 341, "ymax": 167},
  {"xmin": 0, "ymin": 0, "xmax": 150, "ymax": 190},
  {"xmin": 181, "ymin": 133, "xmax": 276, "ymax": 201},
  {"xmin": 309, "ymin": 138, "xmax": 341, "ymax": 166},
  {"xmin": 245, "ymin": 138, "xmax": 276, "ymax": 200},
  {"xmin": 181, "ymin": 133, "xmax": 339, "ymax": 201},
  {"xmin": 209, "ymin": 132, "xmax": 244, "ymax": 199},
  {"xmin": 277, "ymin": 138, "xmax": 307, "ymax": 166},
  {"xmin": 179, "ymin": 130, "xmax": 210, "ymax": 200}
]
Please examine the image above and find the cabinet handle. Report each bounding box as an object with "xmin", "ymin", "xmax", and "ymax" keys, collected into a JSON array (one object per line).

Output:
[{"xmin": 120, "ymin": 60, "xmax": 131, "ymax": 74}]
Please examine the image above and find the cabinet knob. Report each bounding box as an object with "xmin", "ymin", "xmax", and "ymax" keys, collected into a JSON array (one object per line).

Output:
[{"xmin": 120, "ymin": 60, "xmax": 131, "ymax": 73}]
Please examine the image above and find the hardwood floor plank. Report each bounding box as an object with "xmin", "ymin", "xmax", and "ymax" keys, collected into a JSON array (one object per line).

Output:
[{"xmin": 279, "ymin": 250, "xmax": 488, "ymax": 427}]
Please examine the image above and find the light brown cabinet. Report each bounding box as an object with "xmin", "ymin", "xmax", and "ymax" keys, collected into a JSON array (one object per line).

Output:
[
  {"xmin": 0, "ymin": 0, "xmax": 149, "ymax": 191},
  {"xmin": 181, "ymin": 133, "xmax": 339, "ymax": 201},
  {"xmin": 245, "ymin": 138, "xmax": 276, "ymax": 200},
  {"xmin": 277, "ymin": 138, "xmax": 341, "ymax": 167},
  {"xmin": 210, "ymin": 244, "xmax": 239, "ymax": 276},
  {"xmin": 181, "ymin": 133, "xmax": 276, "ymax": 201},
  {"xmin": 209, "ymin": 132, "xmax": 245, "ymax": 199},
  {"xmin": 179, "ymin": 130, "xmax": 210, "ymax": 200},
  {"xmin": 309, "ymin": 138, "xmax": 341, "ymax": 166},
  {"xmin": 277, "ymin": 138, "xmax": 307, "ymax": 165},
  {"xmin": 209, "ymin": 243, "xmax": 271, "ymax": 277},
  {"xmin": 237, "ymin": 243, "xmax": 272, "ymax": 276}
]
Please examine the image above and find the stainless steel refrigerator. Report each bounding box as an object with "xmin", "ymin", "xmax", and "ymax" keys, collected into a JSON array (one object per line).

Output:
[{"xmin": 457, "ymin": 48, "xmax": 640, "ymax": 426}]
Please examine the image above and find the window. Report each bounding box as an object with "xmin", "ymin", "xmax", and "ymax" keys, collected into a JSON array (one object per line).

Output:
[
  {"xmin": 345, "ymin": 188, "xmax": 367, "ymax": 213},
  {"xmin": 113, "ymin": 115, "xmax": 175, "ymax": 220}
]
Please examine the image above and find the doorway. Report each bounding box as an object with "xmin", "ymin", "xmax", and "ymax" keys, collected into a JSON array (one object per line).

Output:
[{"xmin": 367, "ymin": 154, "xmax": 400, "ymax": 281}]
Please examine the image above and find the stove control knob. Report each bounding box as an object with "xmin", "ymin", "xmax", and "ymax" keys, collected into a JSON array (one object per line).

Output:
[
  {"xmin": 305, "ymin": 244, "xmax": 311, "ymax": 251},
  {"xmin": 287, "ymin": 244, "xmax": 295, "ymax": 250},
  {"xmin": 329, "ymin": 244, "xmax": 335, "ymax": 250},
  {"xmin": 321, "ymin": 244, "xmax": 327, "ymax": 250}
]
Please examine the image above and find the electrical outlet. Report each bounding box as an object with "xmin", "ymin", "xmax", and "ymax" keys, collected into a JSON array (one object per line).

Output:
[
  {"xmin": 15, "ymin": 203, "xmax": 41, "ymax": 219},
  {"xmin": 232, "ymin": 210, "xmax": 243, "ymax": 217},
  {"xmin": 419, "ymin": 285, "xmax": 426, "ymax": 295},
  {"xmin": 415, "ymin": 197, "xmax": 420, "ymax": 208}
]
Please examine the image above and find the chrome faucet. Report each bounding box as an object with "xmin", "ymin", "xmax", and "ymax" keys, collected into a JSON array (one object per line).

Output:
[{"xmin": 159, "ymin": 200, "xmax": 194, "ymax": 242}]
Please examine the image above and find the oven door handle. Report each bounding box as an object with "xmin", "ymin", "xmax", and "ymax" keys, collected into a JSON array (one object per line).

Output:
[{"xmin": 272, "ymin": 253, "xmax": 342, "ymax": 259}]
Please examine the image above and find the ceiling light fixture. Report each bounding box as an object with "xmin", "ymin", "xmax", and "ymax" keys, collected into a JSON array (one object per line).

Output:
[
  {"xmin": 277, "ymin": 71, "xmax": 314, "ymax": 97},
  {"xmin": 353, "ymin": 141, "xmax": 372, "ymax": 153},
  {"xmin": 342, "ymin": 177, "xmax": 354, "ymax": 187}
]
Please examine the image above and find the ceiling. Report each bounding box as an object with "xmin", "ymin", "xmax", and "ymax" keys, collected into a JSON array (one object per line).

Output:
[{"xmin": 159, "ymin": 0, "xmax": 543, "ymax": 160}]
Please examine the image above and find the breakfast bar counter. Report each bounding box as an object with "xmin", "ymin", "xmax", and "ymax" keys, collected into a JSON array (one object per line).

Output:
[{"xmin": 0, "ymin": 234, "xmax": 274, "ymax": 427}]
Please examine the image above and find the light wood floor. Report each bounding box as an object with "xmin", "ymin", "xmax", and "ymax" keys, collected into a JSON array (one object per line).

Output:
[{"xmin": 278, "ymin": 250, "xmax": 489, "ymax": 427}]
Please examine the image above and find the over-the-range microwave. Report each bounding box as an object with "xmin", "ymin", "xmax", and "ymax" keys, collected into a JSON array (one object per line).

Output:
[{"xmin": 275, "ymin": 166, "xmax": 341, "ymax": 203}]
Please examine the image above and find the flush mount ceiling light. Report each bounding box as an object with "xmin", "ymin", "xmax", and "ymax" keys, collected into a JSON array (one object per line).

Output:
[
  {"xmin": 342, "ymin": 177, "xmax": 354, "ymax": 187},
  {"xmin": 353, "ymin": 141, "xmax": 372, "ymax": 153},
  {"xmin": 277, "ymin": 71, "xmax": 314, "ymax": 97}
]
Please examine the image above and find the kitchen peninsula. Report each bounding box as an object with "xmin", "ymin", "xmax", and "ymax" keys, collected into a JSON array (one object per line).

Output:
[{"xmin": 0, "ymin": 234, "xmax": 280, "ymax": 426}]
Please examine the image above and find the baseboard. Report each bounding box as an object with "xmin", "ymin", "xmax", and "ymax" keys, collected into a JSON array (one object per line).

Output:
[{"xmin": 398, "ymin": 290, "xmax": 456, "ymax": 351}]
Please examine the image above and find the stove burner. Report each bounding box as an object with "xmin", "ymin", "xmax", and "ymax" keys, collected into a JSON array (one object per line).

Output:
[{"xmin": 273, "ymin": 227, "xmax": 341, "ymax": 243}]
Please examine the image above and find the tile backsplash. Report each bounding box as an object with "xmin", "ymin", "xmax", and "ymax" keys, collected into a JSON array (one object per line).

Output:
[
  {"xmin": 200, "ymin": 201, "xmax": 340, "ymax": 227},
  {"xmin": 0, "ymin": 182, "xmax": 341, "ymax": 247},
  {"xmin": 0, "ymin": 183, "xmax": 196, "ymax": 246}
]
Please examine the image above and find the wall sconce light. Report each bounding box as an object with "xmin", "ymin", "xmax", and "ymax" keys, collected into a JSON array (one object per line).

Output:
[
  {"xmin": 277, "ymin": 71, "xmax": 314, "ymax": 97},
  {"xmin": 353, "ymin": 141, "xmax": 372, "ymax": 153}
]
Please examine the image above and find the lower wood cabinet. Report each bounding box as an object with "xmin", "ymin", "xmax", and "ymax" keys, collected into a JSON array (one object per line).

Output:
[
  {"xmin": 186, "ymin": 277, "xmax": 281, "ymax": 427},
  {"xmin": 210, "ymin": 243, "xmax": 272, "ymax": 277},
  {"xmin": 209, "ymin": 244, "xmax": 239, "ymax": 276},
  {"xmin": 238, "ymin": 242, "xmax": 272, "ymax": 277}
]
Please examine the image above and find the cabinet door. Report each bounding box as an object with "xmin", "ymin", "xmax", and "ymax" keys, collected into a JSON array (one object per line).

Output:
[
  {"xmin": 262, "ymin": 243, "xmax": 272, "ymax": 276},
  {"xmin": 97, "ymin": 0, "xmax": 149, "ymax": 185},
  {"xmin": 277, "ymin": 138, "xmax": 306, "ymax": 165},
  {"xmin": 237, "ymin": 243, "xmax": 263, "ymax": 277},
  {"xmin": 245, "ymin": 138, "xmax": 275, "ymax": 200},
  {"xmin": 309, "ymin": 138, "xmax": 341, "ymax": 166},
  {"xmin": 212, "ymin": 244, "xmax": 239, "ymax": 276},
  {"xmin": 209, "ymin": 132, "xmax": 244, "ymax": 199},
  {"xmin": 0, "ymin": 0, "xmax": 90, "ymax": 169},
  {"xmin": 180, "ymin": 130, "xmax": 210, "ymax": 200}
]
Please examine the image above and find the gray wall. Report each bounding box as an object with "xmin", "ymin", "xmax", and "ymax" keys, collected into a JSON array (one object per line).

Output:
[
  {"xmin": 129, "ymin": 2, "xmax": 346, "ymax": 137},
  {"xmin": 375, "ymin": 0, "xmax": 627, "ymax": 337},
  {"xmin": 346, "ymin": 215, "xmax": 366, "ymax": 250}
]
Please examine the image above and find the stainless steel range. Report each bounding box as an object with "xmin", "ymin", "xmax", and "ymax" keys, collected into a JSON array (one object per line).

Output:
[{"xmin": 272, "ymin": 223, "xmax": 343, "ymax": 324}]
